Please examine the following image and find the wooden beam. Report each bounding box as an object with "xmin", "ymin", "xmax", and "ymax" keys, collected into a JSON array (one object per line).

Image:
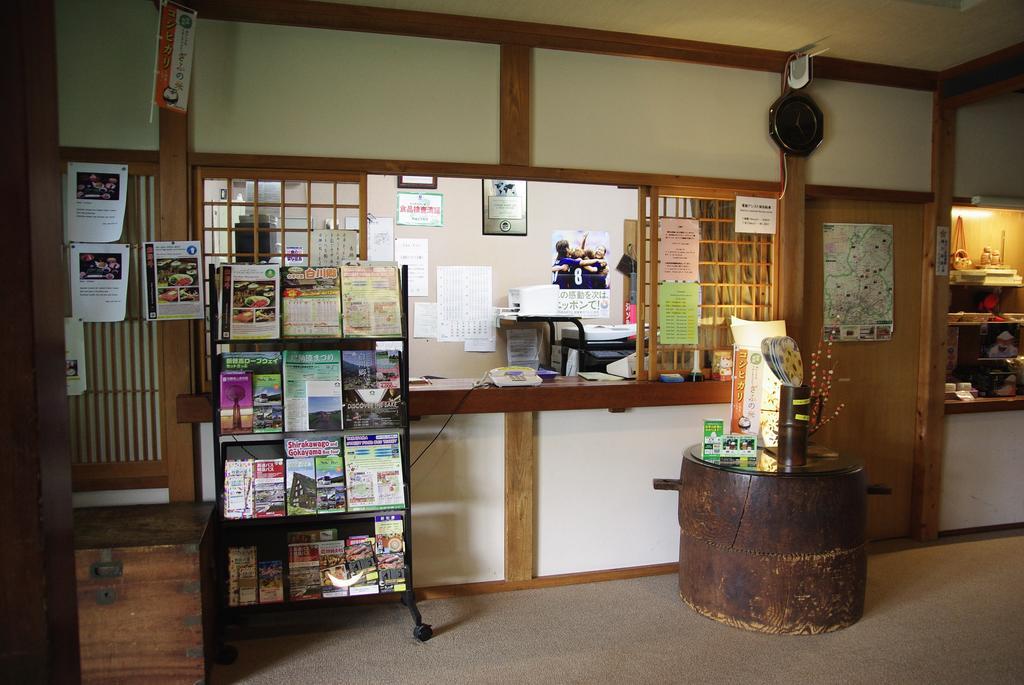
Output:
[
  {"xmin": 938, "ymin": 41, "xmax": 1024, "ymax": 81},
  {"xmin": 806, "ymin": 185, "xmax": 933, "ymax": 204},
  {"xmin": 2, "ymin": 0, "xmax": 80, "ymax": 679},
  {"xmin": 500, "ymin": 45, "xmax": 531, "ymax": 166},
  {"xmin": 938, "ymin": 41, "xmax": 1024, "ymax": 109},
  {"xmin": 911, "ymin": 93, "xmax": 954, "ymax": 542},
  {"xmin": 59, "ymin": 146, "xmax": 160, "ymax": 177},
  {"xmin": 504, "ymin": 412, "xmax": 535, "ymax": 582},
  {"xmin": 777, "ymin": 155, "xmax": 808, "ymax": 349},
  {"xmin": 190, "ymin": 151, "xmax": 781, "ymax": 195},
  {"xmin": 159, "ymin": 109, "xmax": 196, "ymax": 502},
  {"xmin": 940, "ymin": 72, "xmax": 1024, "ymax": 110},
  {"xmin": 72, "ymin": 461, "xmax": 169, "ymax": 492},
  {"xmin": 190, "ymin": 0, "xmax": 936, "ymax": 91}
]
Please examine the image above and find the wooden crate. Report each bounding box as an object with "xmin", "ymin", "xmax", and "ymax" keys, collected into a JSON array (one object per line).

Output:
[{"xmin": 74, "ymin": 503, "xmax": 214, "ymax": 685}]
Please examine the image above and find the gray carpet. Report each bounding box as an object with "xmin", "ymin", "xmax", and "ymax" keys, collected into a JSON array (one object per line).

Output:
[{"xmin": 213, "ymin": 532, "xmax": 1024, "ymax": 684}]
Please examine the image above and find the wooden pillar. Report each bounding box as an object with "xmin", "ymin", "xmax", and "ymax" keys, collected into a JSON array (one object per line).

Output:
[
  {"xmin": 504, "ymin": 412, "xmax": 536, "ymax": 581},
  {"xmin": 777, "ymin": 155, "xmax": 808, "ymax": 349},
  {"xmin": 499, "ymin": 44, "xmax": 531, "ymax": 166},
  {"xmin": 911, "ymin": 95, "xmax": 954, "ymax": 541},
  {"xmin": 1, "ymin": 0, "xmax": 80, "ymax": 680},
  {"xmin": 159, "ymin": 109, "xmax": 196, "ymax": 502}
]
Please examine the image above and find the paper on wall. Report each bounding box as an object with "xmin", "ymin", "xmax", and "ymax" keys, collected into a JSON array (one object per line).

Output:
[
  {"xmin": 395, "ymin": 238, "xmax": 428, "ymax": 297},
  {"xmin": 735, "ymin": 196, "xmax": 778, "ymax": 234},
  {"xmin": 368, "ymin": 217, "xmax": 395, "ymax": 262},
  {"xmin": 66, "ymin": 162, "xmax": 128, "ymax": 242},
  {"xmin": 436, "ymin": 266, "xmax": 492, "ymax": 342},
  {"xmin": 311, "ymin": 229, "xmax": 359, "ymax": 265},
  {"xmin": 413, "ymin": 302, "xmax": 438, "ymax": 339},
  {"xmin": 465, "ymin": 323, "xmax": 496, "ymax": 352},
  {"xmin": 70, "ymin": 243, "xmax": 130, "ymax": 322},
  {"xmin": 659, "ymin": 218, "xmax": 700, "ymax": 282},
  {"xmin": 507, "ymin": 329, "xmax": 540, "ymax": 368},
  {"xmin": 658, "ymin": 281, "xmax": 699, "ymax": 345},
  {"xmin": 65, "ymin": 318, "xmax": 86, "ymax": 396},
  {"xmin": 141, "ymin": 240, "xmax": 204, "ymax": 321}
]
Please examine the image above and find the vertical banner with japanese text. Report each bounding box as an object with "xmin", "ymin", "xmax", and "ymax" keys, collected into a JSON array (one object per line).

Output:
[{"xmin": 153, "ymin": 1, "xmax": 197, "ymax": 113}]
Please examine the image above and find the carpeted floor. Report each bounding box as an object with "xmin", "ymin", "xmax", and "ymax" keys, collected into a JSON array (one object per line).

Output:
[{"xmin": 213, "ymin": 532, "xmax": 1024, "ymax": 684}]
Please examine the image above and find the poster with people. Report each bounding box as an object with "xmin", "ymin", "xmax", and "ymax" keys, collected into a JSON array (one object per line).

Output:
[{"xmin": 550, "ymin": 231, "xmax": 611, "ymax": 318}]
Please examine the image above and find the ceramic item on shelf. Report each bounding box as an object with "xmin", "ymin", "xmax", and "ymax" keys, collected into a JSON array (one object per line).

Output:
[
  {"xmin": 979, "ymin": 246, "xmax": 992, "ymax": 267},
  {"xmin": 991, "ymin": 249, "xmax": 1002, "ymax": 266}
]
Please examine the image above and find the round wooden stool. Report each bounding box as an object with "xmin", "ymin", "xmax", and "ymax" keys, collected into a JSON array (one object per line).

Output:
[{"xmin": 665, "ymin": 447, "xmax": 866, "ymax": 635}]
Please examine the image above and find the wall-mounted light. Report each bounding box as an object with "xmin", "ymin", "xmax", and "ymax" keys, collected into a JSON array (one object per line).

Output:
[{"xmin": 971, "ymin": 196, "xmax": 1024, "ymax": 210}]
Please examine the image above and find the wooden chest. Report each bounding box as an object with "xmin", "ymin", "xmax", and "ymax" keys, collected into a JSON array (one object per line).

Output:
[{"xmin": 74, "ymin": 503, "xmax": 214, "ymax": 685}]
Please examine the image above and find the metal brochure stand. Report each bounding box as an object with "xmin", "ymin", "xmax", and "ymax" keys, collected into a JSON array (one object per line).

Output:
[{"xmin": 208, "ymin": 264, "xmax": 431, "ymax": 663}]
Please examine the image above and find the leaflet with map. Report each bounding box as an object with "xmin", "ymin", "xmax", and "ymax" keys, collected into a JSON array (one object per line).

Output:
[
  {"xmin": 344, "ymin": 433, "xmax": 404, "ymax": 511},
  {"xmin": 340, "ymin": 263, "xmax": 402, "ymax": 338},
  {"xmin": 822, "ymin": 223, "xmax": 894, "ymax": 342}
]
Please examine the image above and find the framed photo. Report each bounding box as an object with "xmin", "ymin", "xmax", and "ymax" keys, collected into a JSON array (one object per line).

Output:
[
  {"xmin": 482, "ymin": 179, "xmax": 527, "ymax": 236},
  {"xmin": 397, "ymin": 175, "xmax": 437, "ymax": 189}
]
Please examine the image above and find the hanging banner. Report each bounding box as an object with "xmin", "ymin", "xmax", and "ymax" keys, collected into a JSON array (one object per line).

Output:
[
  {"xmin": 142, "ymin": 240, "xmax": 205, "ymax": 321},
  {"xmin": 66, "ymin": 162, "xmax": 128, "ymax": 243},
  {"xmin": 153, "ymin": 1, "xmax": 197, "ymax": 113}
]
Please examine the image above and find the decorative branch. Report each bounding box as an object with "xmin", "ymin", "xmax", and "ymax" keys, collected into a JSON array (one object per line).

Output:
[{"xmin": 807, "ymin": 331, "xmax": 845, "ymax": 436}]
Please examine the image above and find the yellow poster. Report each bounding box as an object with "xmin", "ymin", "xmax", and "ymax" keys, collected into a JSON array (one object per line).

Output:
[{"xmin": 658, "ymin": 282, "xmax": 699, "ymax": 345}]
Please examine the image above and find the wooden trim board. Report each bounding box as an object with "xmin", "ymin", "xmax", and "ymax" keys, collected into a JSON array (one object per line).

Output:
[
  {"xmin": 417, "ymin": 563, "xmax": 678, "ymax": 600},
  {"xmin": 504, "ymin": 412, "xmax": 535, "ymax": 582},
  {"xmin": 500, "ymin": 44, "xmax": 531, "ymax": 166}
]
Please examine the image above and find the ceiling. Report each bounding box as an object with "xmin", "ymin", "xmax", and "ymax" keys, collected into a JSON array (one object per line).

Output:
[{"xmin": 329, "ymin": 0, "xmax": 1024, "ymax": 71}]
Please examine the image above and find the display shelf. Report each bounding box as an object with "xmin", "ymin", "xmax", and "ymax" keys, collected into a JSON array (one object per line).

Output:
[
  {"xmin": 207, "ymin": 264, "xmax": 431, "ymax": 653},
  {"xmin": 944, "ymin": 396, "xmax": 1024, "ymax": 414}
]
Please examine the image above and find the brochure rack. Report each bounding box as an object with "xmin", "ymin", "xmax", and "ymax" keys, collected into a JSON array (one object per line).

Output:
[{"xmin": 207, "ymin": 265, "xmax": 431, "ymax": 662}]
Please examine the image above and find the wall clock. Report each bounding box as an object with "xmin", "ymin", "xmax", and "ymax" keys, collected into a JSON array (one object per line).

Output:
[{"xmin": 768, "ymin": 92, "xmax": 824, "ymax": 157}]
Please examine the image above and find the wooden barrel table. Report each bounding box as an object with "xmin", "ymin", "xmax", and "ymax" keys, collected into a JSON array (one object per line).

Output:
[{"xmin": 663, "ymin": 446, "xmax": 866, "ymax": 635}]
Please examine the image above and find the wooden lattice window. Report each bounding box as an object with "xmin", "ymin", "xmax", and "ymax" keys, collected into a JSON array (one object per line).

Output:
[
  {"xmin": 634, "ymin": 189, "xmax": 777, "ymax": 378},
  {"xmin": 194, "ymin": 168, "xmax": 367, "ymax": 390},
  {"xmin": 68, "ymin": 173, "xmax": 166, "ymax": 489}
]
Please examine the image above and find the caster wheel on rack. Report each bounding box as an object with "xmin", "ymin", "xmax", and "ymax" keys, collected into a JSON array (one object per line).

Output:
[
  {"xmin": 216, "ymin": 644, "xmax": 239, "ymax": 665},
  {"xmin": 413, "ymin": 624, "xmax": 434, "ymax": 642}
]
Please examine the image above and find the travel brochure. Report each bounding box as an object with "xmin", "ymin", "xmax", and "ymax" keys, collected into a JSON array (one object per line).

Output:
[
  {"xmin": 342, "ymin": 350, "xmax": 403, "ymax": 429},
  {"xmin": 215, "ymin": 261, "xmax": 403, "ymax": 340},
  {"xmin": 230, "ymin": 517, "xmax": 404, "ymax": 604},
  {"xmin": 141, "ymin": 240, "xmax": 203, "ymax": 321},
  {"xmin": 283, "ymin": 350, "xmax": 343, "ymax": 433}
]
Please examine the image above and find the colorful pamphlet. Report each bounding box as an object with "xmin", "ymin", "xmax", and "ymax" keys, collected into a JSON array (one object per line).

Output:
[
  {"xmin": 258, "ymin": 560, "xmax": 284, "ymax": 604},
  {"xmin": 340, "ymin": 263, "xmax": 402, "ymax": 338},
  {"xmin": 377, "ymin": 552, "xmax": 406, "ymax": 594},
  {"xmin": 222, "ymin": 352, "xmax": 284, "ymax": 434},
  {"xmin": 229, "ymin": 264, "xmax": 280, "ymax": 340},
  {"xmin": 286, "ymin": 457, "xmax": 317, "ymax": 516},
  {"xmin": 374, "ymin": 514, "xmax": 405, "ymax": 555},
  {"xmin": 223, "ymin": 459, "xmax": 254, "ymax": 520},
  {"xmin": 286, "ymin": 529, "xmax": 338, "ymax": 544},
  {"xmin": 283, "ymin": 350, "xmax": 343, "ymax": 432},
  {"xmin": 315, "ymin": 455, "xmax": 347, "ymax": 514},
  {"xmin": 142, "ymin": 240, "xmax": 204, "ymax": 321},
  {"xmin": 702, "ymin": 419, "xmax": 724, "ymax": 459},
  {"xmin": 253, "ymin": 459, "xmax": 285, "ymax": 518},
  {"xmin": 344, "ymin": 433, "xmax": 405, "ymax": 511},
  {"xmin": 219, "ymin": 371, "xmax": 253, "ymax": 435},
  {"xmin": 287, "ymin": 543, "xmax": 321, "ymax": 601},
  {"xmin": 345, "ymin": 536, "xmax": 380, "ymax": 596},
  {"xmin": 281, "ymin": 266, "xmax": 341, "ymax": 338},
  {"xmin": 342, "ymin": 350, "xmax": 403, "ymax": 429},
  {"xmin": 318, "ymin": 540, "xmax": 349, "ymax": 599},
  {"xmin": 284, "ymin": 436, "xmax": 342, "ymax": 459},
  {"xmin": 227, "ymin": 546, "xmax": 258, "ymax": 607}
]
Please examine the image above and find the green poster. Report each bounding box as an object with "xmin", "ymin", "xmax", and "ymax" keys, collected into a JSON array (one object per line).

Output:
[{"xmin": 658, "ymin": 281, "xmax": 699, "ymax": 345}]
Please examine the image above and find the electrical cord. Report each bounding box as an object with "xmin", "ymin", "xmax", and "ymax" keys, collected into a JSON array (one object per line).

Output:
[{"xmin": 409, "ymin": 380, "xmax": 484, "ymax": 468}]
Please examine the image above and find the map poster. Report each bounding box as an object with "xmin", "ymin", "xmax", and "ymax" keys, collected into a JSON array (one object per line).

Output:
[{"xmin": 822, "ymin": 223, "xmax": 894, "ymax": 342}]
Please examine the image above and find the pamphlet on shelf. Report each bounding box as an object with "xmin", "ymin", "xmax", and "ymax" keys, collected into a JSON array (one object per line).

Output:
[
  {"xmin": 229, "ymin": 264, "xmax": 280, "ymax": 340},
  {"xmin": 227, "ymin": 546, "xmax": 258, "ymax": 607},
  {"xmin": 253, "ymin": 459, "xmax": 285, "ymax": 518},
  {"xmin": 375, "ymin": 514, "xmax": 405, "ymax": 555},
  {"xmin": 342, "ymin": 350, "xmax": 403, "ymax": 429},
  {"xmin": 283, "ymin": 350, "xmax": 342, "ymax": 432},
  {"xmin": 221, "ymin": 353, "xmax": 283, "ymax": 434},
  {"xmin": 315, "ymin": 454, "xmax": 347, "ymax": 514},
  {"xmin": 281, "ymin": 266, "xmax": 341, "ymax": 338},
  {"xmin": 287, "ymin": 543, "xmax": 321, "ymax": 601},
  {"xmin": 341, "ymin": 262, "xmax": 403, "ymax": 337},
  {"xmin": 345, "ymin": 537, "xmax": 380, "ymax": 595},
  {"xmin": 286, "ymin": 457, "xmax": 317, "ymax": 516},
  {"xmin": 219, "ymin": 371, "xmax": 254, "ymax": 435},
  {"xmin": 319, "ymin": 540, "xmax": 349, "ymax": 598},
  {"xmin": 223, "ymin": 459, "xmax": 254, "ymax": 520},
  {"xmin": 344, "ymin": 433, "xmax": 405, "ymax": 511},
  {"xmin": 258, "ymin": 560, "xmax": 284, "ymax": 604}
]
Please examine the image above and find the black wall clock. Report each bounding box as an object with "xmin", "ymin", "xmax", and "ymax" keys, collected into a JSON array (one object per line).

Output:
[{"xmin": 768, "ymin": 92, "xmax": 824, "ymax": 157}]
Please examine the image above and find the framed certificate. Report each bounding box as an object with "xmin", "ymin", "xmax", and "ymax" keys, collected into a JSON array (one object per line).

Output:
[{"xmin": 482, "ymin": 179, "xmax": 527, "ymax": 235}]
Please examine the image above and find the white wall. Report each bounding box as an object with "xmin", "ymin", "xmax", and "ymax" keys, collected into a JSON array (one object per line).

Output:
[
  {"xmin": 72, "ymin": 488, "xmax": 169, "ymax": 508},
  {"xmin": 369, "ymin": 175, "xmax": 637, "ymax": 379},
  {"xmin": 533, "ymin": 49, "xmax": 779, "ymax": 181},
  {"xmin": 954, "ymin": 93, "xmax": 1024, "ymax": 199},
  {"xmin": 55, "ymin": 0, "xmax": 159, "ymax": 149},
  {"xmin": 192, "ymin": 21, "xmax": 500, "ymax": 163},
  {"xmin": 807, "ymin": 79, "xmax": 932, "ymax": 191},
  {"xmin": 940, "ymin": 411, "xmax": 1024, "ymax": 531}
]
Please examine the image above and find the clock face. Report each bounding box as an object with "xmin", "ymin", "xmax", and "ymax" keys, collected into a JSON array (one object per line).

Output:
[{"xmin": 769, "ymin": 93, "xmax": 824, "ymax": 156}]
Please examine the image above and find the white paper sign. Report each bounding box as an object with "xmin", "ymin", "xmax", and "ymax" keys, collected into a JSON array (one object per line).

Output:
[
  {"xmin": 142, "ymin": 240, "xmax": 204, "ymax": 320},
  {"xmin": 507, "ymin": 328, "xmax": 540, "ymax": 368},
  {"xmin": 65, "ymin": 318, "xmax": 87, "ymax": 396},
  {"xmin": 70, "ymin": 243, "xmax": 130, "ymax": 322},
  {"xmin": 311, "ymin": 229, "xmax": 359, "ymax": 265},
  {"xmin": 436, "ymin": 266, "xmax": 492, "ymax": 341},
  {"xmin": 367, "ymin": 217, "xmax": 395, "ymax": 262},
  {"xmin": 936, "ymin": 225, "xmax": 950, "ymax": 277},
  {"xmin": 395, "ymin": 238, "xmax": 428, "ymax": 297},
  {"xmin": 66, "ymin": 162, "xmax": 128, "ymax": 242},
  {"xmin": 659, "ymin": 218, "xmax": 700, "ymax": 282},
  {"xmin": 556, "ymin": 289, "xmax": 610, "ymax": 318},
  {"xmin": 735, "ymin": 196, "xmax": 777, "ymax": 234},
  {"xmin": 413, "ymin": 302, "xmax": 438, "ymax": 339},
  {"xmin": 465, "ymin": 324, "xmax": 497, "ymax": 353}
]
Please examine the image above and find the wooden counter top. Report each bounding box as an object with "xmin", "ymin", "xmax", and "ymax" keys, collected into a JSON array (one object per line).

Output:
[
  {"xmin": 175, "ymin": 378, "xmax": 730, "ymax": 423},
  {"xmin": 945, "ymin": 396, "xmax": 1024, "ymax": 415}
]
